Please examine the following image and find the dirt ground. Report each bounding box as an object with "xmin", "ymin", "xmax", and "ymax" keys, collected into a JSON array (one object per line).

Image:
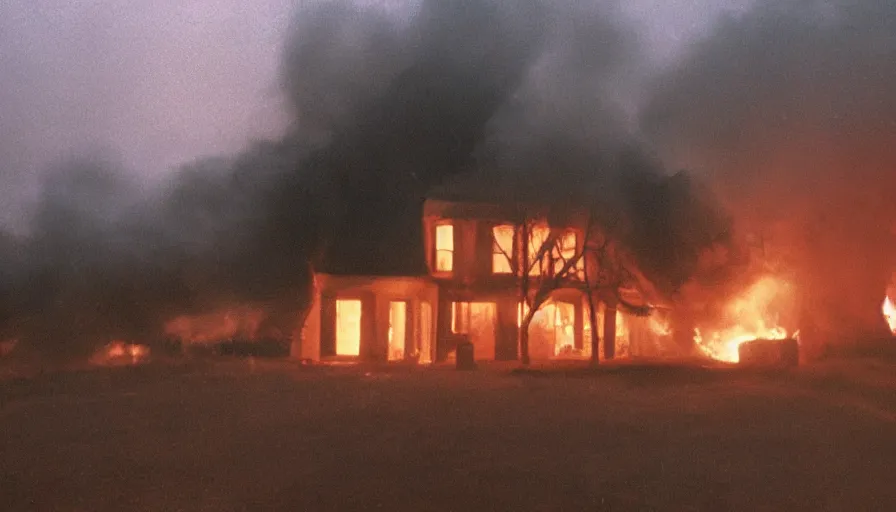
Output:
[{"xmin": 2, "ymin": 358, "xmax": 896, "ymax": 511}]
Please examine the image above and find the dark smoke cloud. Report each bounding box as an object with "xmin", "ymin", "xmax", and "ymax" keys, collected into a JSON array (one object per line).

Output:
[
  {"xmin": 0, "ymin": 0, "xmax": 734, "ymax": 362},
  {"xmin": 280, "ymin": 0, "xmax": 551, "ymax": 274},
  {"xmin": 475, "ymin": 1, "xmax": 731, "ymax": 293},
  {"xmin": 0, "ymin": 0, "xmax": 543, "ymax": 359},
  {"xmin": 642, "ymin": 0, "xmax": 896, "ymax": 350}
]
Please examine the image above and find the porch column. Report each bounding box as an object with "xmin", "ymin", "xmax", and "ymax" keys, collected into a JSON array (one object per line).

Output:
[{"xmin": 603, "ymin": 304, "xmax": 617, "ymax": 360}]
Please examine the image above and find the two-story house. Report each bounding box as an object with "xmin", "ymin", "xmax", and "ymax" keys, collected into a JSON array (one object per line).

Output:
[{"xmin": 293, "ymin": 172, "xmax": 672, "ymax": 363}]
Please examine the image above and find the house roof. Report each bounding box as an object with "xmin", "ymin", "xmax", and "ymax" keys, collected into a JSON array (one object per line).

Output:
[{"xmin": 427, "ymin": 169, "xmax": 598, "ymax": 206}]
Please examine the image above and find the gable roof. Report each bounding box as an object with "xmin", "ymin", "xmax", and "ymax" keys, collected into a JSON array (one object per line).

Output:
[{"xmin": 427, "ymin": 168, "xmax": 597, "ymax": 206}]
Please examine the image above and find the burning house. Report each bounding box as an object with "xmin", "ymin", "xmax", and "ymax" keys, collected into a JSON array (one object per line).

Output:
[
  {"xmin": 294, "ymin": 171, "xmax": 673, "ymax": 364},
  {"xmin": 3, "ymin": 1, "xmax": 893, "ymax": 368}
]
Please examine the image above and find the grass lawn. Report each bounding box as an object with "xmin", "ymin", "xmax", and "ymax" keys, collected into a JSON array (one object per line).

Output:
[{"xmin": 2, "ymin": 358, "xmax": 896, "ymax": 511}]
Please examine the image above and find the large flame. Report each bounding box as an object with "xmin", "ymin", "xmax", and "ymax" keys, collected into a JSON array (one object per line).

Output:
[
  {"xmin": 649, "ymin": 315, "xmax": 672, "ymax": 337},
  {"xmin": 694, "ymin": 276, "xmax": 796, "ymax": 363},
  {"xmin": 884, "ymin": 295, "xmax": 896, "ymax": 335}
]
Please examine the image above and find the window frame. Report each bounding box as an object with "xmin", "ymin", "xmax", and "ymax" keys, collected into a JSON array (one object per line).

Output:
[
  {"xmin": 554, "ymin": 230, "xmax": 583, "ymax": 278},
  {"xmin": 491, "ymin": 224, "xmax": 515, "ymax": 275},
  {"xmin": 527, "ymin": 223, "xmax": 551, "ymax": 276},
  {"xmin": 434, "ymin": 222, "xmax": 455, "ymax": 273}
]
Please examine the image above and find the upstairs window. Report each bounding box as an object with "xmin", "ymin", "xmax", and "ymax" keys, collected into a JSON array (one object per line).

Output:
[
  {"xmin": 435, "ymin": 223, "xmax": 454, "ymax": 272},
  {"xmin": 527, "ymin": 224, "xmax": 551, "ymax": 276},
  {"xmin": 555, "ymin": 231, "xmax": 583, "ymax": 278},
  {"xmin": 492, "ymin": 224, "xmax": 515, "ymax": 274}
]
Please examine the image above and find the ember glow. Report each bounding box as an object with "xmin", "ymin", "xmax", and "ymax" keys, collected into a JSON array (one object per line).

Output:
[
  {"xmin": 694, "ymin": 276, "xmax": 796, "ymax": 363},
  {"xmin": 91, "ymin": 340, "xmax": 150, "ymax": 365},
  {"xmin": 164, "ymin": 307, "xmax": 266, "ymax": 344},
  {"xmin": 884, "ymin": 295, "xmax": 896, "ymax": 335}
]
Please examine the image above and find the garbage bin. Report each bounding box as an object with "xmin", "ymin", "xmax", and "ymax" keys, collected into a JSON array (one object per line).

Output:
[{"xmin": 456, "ymin": 338, "xmax": 477, "ymax": 371}]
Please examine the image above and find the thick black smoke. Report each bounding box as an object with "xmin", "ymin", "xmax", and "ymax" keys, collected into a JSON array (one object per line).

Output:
[
  {"xmin": 0, "ymin": 0, "xmax": 731, "ymax": 362},
  {"xmin": 642, "ymin": 0, "xmax": 896, "ymax": 351},
  {"xmin": 0, "ymin": 0, "xmax": 546, "ymax": 360},
  {"xmin": 474, "ymin": 1, "xmax": 731, "ymax": 293}
]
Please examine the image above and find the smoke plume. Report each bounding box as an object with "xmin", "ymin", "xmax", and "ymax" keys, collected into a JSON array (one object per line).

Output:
[
  {"xmin": 642, "ymin": 0, "xmax": 896, "ymax": 351},
  {"xmin": 0, "ymin": 0, "xmax": 735, "ymax": 362}
]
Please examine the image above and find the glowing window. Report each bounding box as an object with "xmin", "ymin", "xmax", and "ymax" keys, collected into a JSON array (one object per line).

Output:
[
  {"xmin": 492, "ymin": 224, "xmax": 514, "ymax": 274},
  {"xmin": 555, "ymin": 231, "xmax": 583, "ymax": 277},
  {"xmin": 335, "ymin": 300, "xmax": 361, "ymax": 356},
  {"xmin": 452, "ymin": 302, "xmax": 470, "ymax": 334},
  {"xmin": 388, "ymin": 301, "xmax": 407, "ymax": 361},
  {"xmin": 527, "ymin": 224, "xmax": 550, "ymax": 276},
  {"xmin": 435, "ymin": 224, "xmax": 454, "ymax": 272}
]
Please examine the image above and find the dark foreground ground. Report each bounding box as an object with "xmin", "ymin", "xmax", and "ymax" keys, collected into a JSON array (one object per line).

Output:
[{"xmin": 2, "ymin": 358, "xmax": 896, "ymax": 511}]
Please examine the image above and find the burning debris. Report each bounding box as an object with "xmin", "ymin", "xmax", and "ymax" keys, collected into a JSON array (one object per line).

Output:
[
  {"xmin": 693, "ymin": 276, "xmax": 798, "ymax": 364},
  {"xmin": 90, "ymin": 340, "xmax": 150, "ymax": 366},
  {"xmin": 884, "ymin": 296, "xmax": 896, "ymax": 336},
  {"xmin": 643, "ymin": 1, "xmax": 896, "ymax": 353}
]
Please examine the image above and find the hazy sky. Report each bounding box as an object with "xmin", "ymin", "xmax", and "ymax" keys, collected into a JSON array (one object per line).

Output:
[{"xmin": 0, "ymin": 0, "xmax": 753, "ymax": 228}]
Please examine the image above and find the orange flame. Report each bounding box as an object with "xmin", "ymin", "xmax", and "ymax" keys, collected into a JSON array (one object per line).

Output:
[
  {"xmin": 694, "ymin": 276, "xmax": 796, "ymax": 363},
  {"xmin": 884, "ymin": 295, "xmax": 896, "ymax": 335},
  {"xmin": 92, "ymin": 340, "xmax": 150, "ymax": 365},
  {"xmin": 649, "ymin": 316, "xmax": 672, "ymax": 337}
]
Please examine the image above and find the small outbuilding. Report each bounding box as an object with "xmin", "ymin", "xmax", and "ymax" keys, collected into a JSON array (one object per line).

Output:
[{"xmin": 294, "ymin": 273, "xmax": 439, "ymax": 363}]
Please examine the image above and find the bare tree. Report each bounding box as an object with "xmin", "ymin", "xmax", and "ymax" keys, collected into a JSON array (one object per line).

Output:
[
  {"xmin": 579, "ymin": 211, "xmax": 653, "ymax": 361},
  {"xmin": 492, "ymin": 208, "xmax": 586, "ymax": 365},
  {"xmin": 491, "ymin": 204, "xmax": 655, "ymax": 365}
]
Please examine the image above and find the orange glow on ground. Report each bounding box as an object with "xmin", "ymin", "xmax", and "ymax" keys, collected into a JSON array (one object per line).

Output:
[{"xmin": 695, "ymin": 276, "xmax": 796, "ymax": 363}]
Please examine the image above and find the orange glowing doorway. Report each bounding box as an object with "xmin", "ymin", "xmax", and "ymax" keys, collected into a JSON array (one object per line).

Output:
[
  {"xmin": 420, "ymin": 302, "xmax": 433, "ymax": 363},
  {"xmin": 451, "ymin": 301, "xmax": 497, "ymax": 360},
  {"xmin": 388, "ymin": 301, "xmax": 408, "ymax": 361},
  {"xmin": 335, "ymin": 299, "xmax": 362, "ymax": 356},
  {"xmin": 470, "ymin": 302, "xmax": 496, "ymax": 360},
  {"xmin": 527, "ymin": 300, "xmax": 576, "ymax": 359}
]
